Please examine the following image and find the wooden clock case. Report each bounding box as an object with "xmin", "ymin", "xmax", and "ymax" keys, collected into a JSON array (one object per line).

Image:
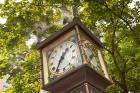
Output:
[
  {"xmin": 37, "ymin": 18, "xmax": 112, "ymax": 93},
  {"xmin": 42, "ymin": 64, "xmax": 112, "ymax": 93}
]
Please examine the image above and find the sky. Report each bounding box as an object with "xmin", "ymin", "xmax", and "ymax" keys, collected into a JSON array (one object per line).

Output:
[{"xmin": 0, "ymin": 0, "xmax": 4, "ymax": 4}]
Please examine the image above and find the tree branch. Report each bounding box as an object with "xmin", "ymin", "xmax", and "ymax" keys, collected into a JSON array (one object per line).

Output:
[{"xmin": 96, "ymin": 0, "xmax": 134, "ymax": 31}]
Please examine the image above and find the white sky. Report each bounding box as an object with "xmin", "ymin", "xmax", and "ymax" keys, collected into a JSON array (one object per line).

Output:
[
  {"xmin": 0, "ymin": 0, "xmax": 4, "ymax": 4},
  {"xmin": 128, "ymin": 0, "xmax": 139, "ymax": 8},
  {"xmin": 0, "ymin": 17, "xmax": 6, "ymax": 24},
  {"xmin": 25, "ymin": 34, "xmax": 38, "ymax": 48}
]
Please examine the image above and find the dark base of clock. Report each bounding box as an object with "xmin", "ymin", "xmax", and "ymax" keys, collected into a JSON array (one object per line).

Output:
[{"xmin": 42, "ymin": 64, "xmax": 112, "ymax": 93}]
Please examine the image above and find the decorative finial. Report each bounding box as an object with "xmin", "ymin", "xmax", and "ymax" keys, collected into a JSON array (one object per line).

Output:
[
  {"xmin": 72, "ymin": 6, "xmax": 78, "ymax": 18},
  {"xmin": 61, "ymin": 5, "xmax": 68, "ymax": 25}
]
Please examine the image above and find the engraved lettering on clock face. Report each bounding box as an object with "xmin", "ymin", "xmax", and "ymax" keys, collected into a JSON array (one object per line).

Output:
[{"xmin": 48, "ymin": 41, "xmax": 78, "ymax": 75}]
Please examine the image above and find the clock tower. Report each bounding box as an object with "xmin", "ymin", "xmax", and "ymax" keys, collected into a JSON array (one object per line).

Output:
[{"xmin": 37, "ymin": 18, "xmax": 112, "ymax": 93}]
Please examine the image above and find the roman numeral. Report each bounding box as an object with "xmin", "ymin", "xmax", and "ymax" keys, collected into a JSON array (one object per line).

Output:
[
  {"xmin": 60, "ymin": 45, "xmax": 62, "ymax": 48},
  {"xmin": 72, "ymin": 56, "xmax": 75, "ymax": 59},
  {"xmin": 52, "ymin": 67, "xmax": 55, "ymax": 71},
  {"xmin": 63, "ymin": 68, "xmax": 66, "ymax": 71},
  {"xmin": 72, "ymin": 49, "xmax": 75, "ymax": 52},
  {"xmin": 51, "ymin": 57, "xmax": 54, "ymax": 59},
  {"xmin": 50, "ymin": 62, "xmax": 53, "ymax": 66},
  {"xmin": 56, "ymin": 69, "xmax": 60, "ymax": 72},
  {"xmin": 54, "ymin": 50, "xmax": 57, "ymax": 53},
  {"xmin": 70, "ymin": 45, "xmax": 73, "ymax": 48}
]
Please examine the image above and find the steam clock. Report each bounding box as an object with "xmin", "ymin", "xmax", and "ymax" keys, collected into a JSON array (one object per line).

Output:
[{"xmin": 37, "ymin": 18, "xmax": 112, "ymax": 93}]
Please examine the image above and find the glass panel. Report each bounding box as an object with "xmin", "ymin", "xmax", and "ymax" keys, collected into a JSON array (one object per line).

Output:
[
  {"xmin": 82, "ymin": 40, "xmax": 104, "ymax": 75},
  {"xmin": 47, "ymin": 34, "xmax": 82, "ymax": 81},
  {"xmin": 79, "ymin": 29, "xmax": 104, "ymax": 75}
]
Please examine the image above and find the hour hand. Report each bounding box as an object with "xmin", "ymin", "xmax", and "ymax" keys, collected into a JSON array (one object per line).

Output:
[
  {"xmin": 56, "ymin": 59, "xmax": 62, "ymax": 72},
  {"xmin": 59, "ymin": 48, "xmax": 69, "ymax": 62},
  {"xmin": 56, "ymin": 48, "xmax": 69, "ymax": 71},
  {"xmin": 56, "ymin": 55, "xmax": 63, "ymax": 71}
]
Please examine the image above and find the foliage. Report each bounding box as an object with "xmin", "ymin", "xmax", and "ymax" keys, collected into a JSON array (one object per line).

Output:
[
  {"xmin": 3, "ymin": 49, "xmax": 40, "ymax": 93},
  {"xmin": 0, "ymin": 0, "xmax": 140, "ymax": 93}
]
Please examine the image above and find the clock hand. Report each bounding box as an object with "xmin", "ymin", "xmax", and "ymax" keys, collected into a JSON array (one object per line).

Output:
[
  {"xmin": 56, "ymin": 48, "xmax": 69, "ymax": 71},
  {"xmin": 56, "ymin": 58, "xmax": 62, "ymax": 72}
]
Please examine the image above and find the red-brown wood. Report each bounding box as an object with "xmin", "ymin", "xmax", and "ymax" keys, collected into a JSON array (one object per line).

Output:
[{"xmin": 42, "ymin": 64, "xmax": 112, "ymax": 93}]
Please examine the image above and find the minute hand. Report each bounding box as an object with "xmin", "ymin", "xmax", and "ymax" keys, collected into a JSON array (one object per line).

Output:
[{"xmin": 56, "ymin": 48, "xmax": 69, "ymax": 71}]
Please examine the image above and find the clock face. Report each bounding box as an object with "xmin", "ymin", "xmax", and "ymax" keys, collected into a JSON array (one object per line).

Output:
[
  {"xmin": 85, "ymin": 47, "xmax": 100, "ymax": 71},
  {"xmin": 48, "ymin": 41, "xmax": 78, "ymax": 75},
  {"xmin": 83, "ymin": 41, "xmax": 102, "ymax": 72}
]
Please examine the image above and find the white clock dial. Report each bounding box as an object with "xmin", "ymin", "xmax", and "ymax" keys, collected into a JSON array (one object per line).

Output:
[{"xmin": 48, "ymin": 41, "xmax": 78, "ymax": 75}]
